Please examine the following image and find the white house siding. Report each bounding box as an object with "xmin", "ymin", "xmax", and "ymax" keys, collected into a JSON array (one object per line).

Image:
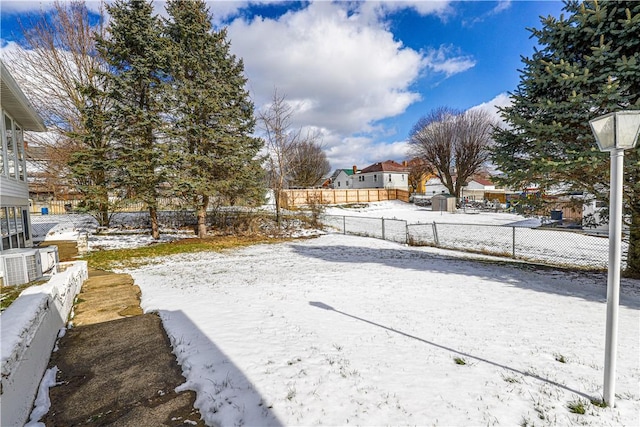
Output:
[
  {"xmin": 332, "ymin": 170, "xmax": 353, "ymax": 189},
  {"xmin": 352, "ymin": 172, "xmax": 408, "ymax": 190},
  {"xmin": 1, "ymin": 113, "xmax": 33, "ymax": 250},
  {"xmin": 1, "ymin": 60, "xmax": 46, "ymax": 251},
  {"xmin": 424, "ymin": 177, "xmax": 450, "ymax": 196},
  {"xmin": 466, "ymin": 180, "xmax": 496, "ymax": 191}
]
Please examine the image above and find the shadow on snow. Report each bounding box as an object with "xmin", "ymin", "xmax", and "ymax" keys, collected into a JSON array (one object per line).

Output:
[{"xmin": 290, "ymin": 240, "xmax": 640, "ymax": 310}]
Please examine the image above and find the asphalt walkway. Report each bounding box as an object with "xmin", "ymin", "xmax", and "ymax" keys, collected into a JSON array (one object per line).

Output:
[{"xmin": 37, "ymin": 241, "xmax": 204, "ymax": 426}]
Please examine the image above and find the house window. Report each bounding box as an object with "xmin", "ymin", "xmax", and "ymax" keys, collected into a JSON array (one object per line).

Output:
[
  {"xmin": 338, "ymin": 182, "xmax": 341, "ymax": 187},
  {"xmin": 0, "ymin": 118, "xmax": 3, "ymax": 175},
  {"xmin": 374, "ymin": 175, "xmax": 377, "ymax": 182},
  {"xmin": 16, "ymin": 125, "xmax": 25, "ymax": 181},
  {"xmin": 0, "ymin": 207, "xmax": 8, "ymax": 238},
  {"xmin": 22, "ymin": 209, "xmax": 29, "ymax": 241},
  {"xmin": 8, "ymin": 207, "xmax": 16, "ymax": 234},
  {"xmin": 0, "ymin": 206, "xmax": 29, "ymax": 250},
  {"xmin": 388, "ymin": 174, "xmax": 392, "ymax": 182},
  {"xmin": 5, "ymin": 114, "xmax": 16, "ymax": 179}
]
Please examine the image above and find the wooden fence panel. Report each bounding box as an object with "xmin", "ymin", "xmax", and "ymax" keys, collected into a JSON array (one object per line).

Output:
[
  {"xmin": 280, "ymin": 188, "xmax": 410, "ymax": 208},
  {"xmin": 35, "ymin": 191, "xmax": 413, "ymax": 213},
  {"xmin": 30, "ymin": 198, "xmax": 186, "ymax": 215}
]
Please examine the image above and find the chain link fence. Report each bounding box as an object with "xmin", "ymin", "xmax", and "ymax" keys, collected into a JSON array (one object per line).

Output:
[
  {"xmin": 30, "ymin": 214, "xmax": 96, "ymax": 242},
  {"xmin": 321, "ymin": 214, "xmax": 627, "ymax": 271},
  {"xmin": 29, "ymin": 208, "xmax": 299, "ymax": 241},
  {"xmin": 321, "ymin": 214, "xmax": 408, "ymax": 244},
  {"xmin": 31, "ymin": 211, "xmax": 627, "ymax": 271}
]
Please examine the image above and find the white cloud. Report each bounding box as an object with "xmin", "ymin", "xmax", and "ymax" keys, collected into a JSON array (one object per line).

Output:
[
  {"xmin": 1, "ymin": 1, "xmax": 55, "ymax": 14},
  {"xmin": 229, "ymin": 1, "xmax": 423, "ymax": 133},
  {"xmin": 423, "ymin": 45, "xmax": 476, "ymax": 77},
  {"xmin": 469, "ymin": 92, "xmax": 512, "ymax": 125},
  {"xmin": 0, "ymin": 0, "xmax": 109, "ymax": 15},
  {"xmin": 464, "ymin": 0, "xmax": 512, "ymax": 26},
  {"xmin": 357, "ymin": 0, "xmax": 453, "ymax": 23},
  {"xmin": 226, "ymin": 1, "xmax": 473, "ymax": 170},
  {"xmin": 491, "ymin": 0, "xmax": 513, "ymax": 15},
  {"xmin": 325, "ymin": 134, "xmax": 409, "ymax": 170}
]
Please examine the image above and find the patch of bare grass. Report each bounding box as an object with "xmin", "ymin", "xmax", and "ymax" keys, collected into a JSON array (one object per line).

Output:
[
  {"xmin": 1, "ymin": 280, "xmax": 48, "ymax": 312},
  {"xmin": 82, "ymin": 235, "xmax": 291, "ymax": 271}
]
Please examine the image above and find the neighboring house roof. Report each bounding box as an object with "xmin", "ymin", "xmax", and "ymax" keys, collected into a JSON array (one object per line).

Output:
[
  {"xmin": 0, "ymin": 60, "xmax": 46, "ymax": 131},
  {"xmin": 330, "ymin": 168, "xmax": 355, "ymax": 180},
  {"xmin": 470, "ymin": 177, "xmax": 494, "ymax": 187},
  {"xmin": 360, "ymin": 160, "xmax": 408, "ymax": 174}
]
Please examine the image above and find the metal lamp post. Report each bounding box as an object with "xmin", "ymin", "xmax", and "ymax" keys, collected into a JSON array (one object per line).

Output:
[{"xmin": 589, "ymin": 110, "xmax": 640, "ymax": 407}]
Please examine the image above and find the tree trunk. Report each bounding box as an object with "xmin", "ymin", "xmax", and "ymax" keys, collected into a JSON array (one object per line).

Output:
[
  {"xmin": 624, "ymin": 208, "xmax": 640, "ymax": 278},
  {"xmin": 149, "ymin": 206, "xmax": 159, "ymax": 240},
  {"xmin": 196, "ymin": 195, "xmax": 209, "ymax": 238},
  {"xmin": 95, "ymin": 169, "xmax": 110, "ymax": 227},
  {"xmin": 98, "ymin": 205, "xmax": 109, "ymax": 228},
  {"xmin": 274, "ymin": 188, "xmax": 281, "ymax": 227}
]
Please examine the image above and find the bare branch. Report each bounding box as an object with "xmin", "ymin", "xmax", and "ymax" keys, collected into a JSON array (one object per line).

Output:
[{"xmin": 408, "ymin": 106, "xmax": 495, "ymax": 200}]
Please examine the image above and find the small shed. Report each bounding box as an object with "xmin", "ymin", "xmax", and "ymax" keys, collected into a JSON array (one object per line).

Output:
[{"xmin": 431, "ymin": 194, "xmax": 456, "ymax": 212}]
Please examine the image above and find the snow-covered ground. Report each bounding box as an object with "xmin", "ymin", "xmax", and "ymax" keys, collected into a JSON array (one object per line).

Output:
[
  {"xmin": 324, "ymin": 200, "xmax": 532, "ymax": 226},
  {"xmin": 26, "ymin": 203, "xmax": 640, "ymax": 425},
  {"xmin": 31, "ymin": 213, "xmax": 191, "ymax": 250},
  {"xmin": 128, "ymin": 234, "xmax": 639, "ymax": 426},
  {"xmin": 323, "ymin": 201, "xmax": 616, "ymax": 269}
]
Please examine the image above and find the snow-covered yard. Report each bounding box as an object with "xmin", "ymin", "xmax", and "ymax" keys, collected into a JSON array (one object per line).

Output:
[
  {"xmin": 129, "ymin": 235, "xmax": 639, "ymax": 426},
  {"xmin": 323, "ymin": 201, "xmax": 616, "ymax": 269},
  {"xmin": 27, "ymin": 203, "xmax": 640, "ymax": 425}
]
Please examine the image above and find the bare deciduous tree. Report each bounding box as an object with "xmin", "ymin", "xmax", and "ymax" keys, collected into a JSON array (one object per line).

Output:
[
  {"xmin": 6, "ymin": 0, "xmax": 115, "ymax": 226},
  {"xmin": 408, "ymin": 107, "xmax": 495, "ymax": 201},
  {"xmin": 258, "ymin": 90, "xmax": 296, "ymax": 224},
  {"xmin": 407, "ymin": 157, "xmax": 431, "ymax": 194},
  {"xmin": 258, "ymin": 89, "xmax": 325, "ymax": 223},
  {"xmin": 289, "ymin": 138, "xmax": 330, "ymax": 188}
]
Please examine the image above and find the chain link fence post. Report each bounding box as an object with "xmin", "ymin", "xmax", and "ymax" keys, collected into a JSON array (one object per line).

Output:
[
  {"xmin": 432, "ymin": 222, "xmax": 439, "ymax": 246},
  {"xmin": 405, "ymin": 221, "xmax": 409, "ymax": 244}
]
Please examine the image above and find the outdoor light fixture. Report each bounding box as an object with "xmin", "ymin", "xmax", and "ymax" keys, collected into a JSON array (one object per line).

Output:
[
  {"xmin": 589, "ymin": 110, "xmax": 640, "ymax": 408},
  {"xmin": 590, "ymin": 111, "xmax": 640, "ymax": 151}
]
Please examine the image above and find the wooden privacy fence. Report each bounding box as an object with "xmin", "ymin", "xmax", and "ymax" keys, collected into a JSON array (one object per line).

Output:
[
  {"xmin": 281, "ymin": 188, "xmax": 410, "ymax": 209},
  {"xmin": 32, "ymin": 190, "xmax": 412, "ymax": 214}
]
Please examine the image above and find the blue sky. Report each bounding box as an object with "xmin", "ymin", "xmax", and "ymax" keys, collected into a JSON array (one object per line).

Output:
[{"xmin": 1, "ymin": 0, "xmax": 565, "ymax": 170}]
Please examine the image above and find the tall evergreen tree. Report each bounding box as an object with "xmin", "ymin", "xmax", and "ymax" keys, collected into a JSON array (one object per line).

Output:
[
  {"xmin": 492, "ymin": 0, "xmax": 640, "ymax": 276},
  {"xmin": 164, "ymin": 0, "xmax": 264, "ymax": 238},
  {"xmin": 70, "ymin": 79, "xmax": 116, "ymax": 227},
  {"xmin": 97, "ymin": 0, "xmax": 167, "ymax": 239}
]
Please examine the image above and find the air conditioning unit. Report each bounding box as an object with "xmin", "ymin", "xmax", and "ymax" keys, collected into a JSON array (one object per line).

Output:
[
  {"xmin": 39, "ymin": 245, "xmax": 59, "ymax": 275},
  {"xmin": 0, "ymin": 248, "xmax": 43, "ymax": 286}
]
